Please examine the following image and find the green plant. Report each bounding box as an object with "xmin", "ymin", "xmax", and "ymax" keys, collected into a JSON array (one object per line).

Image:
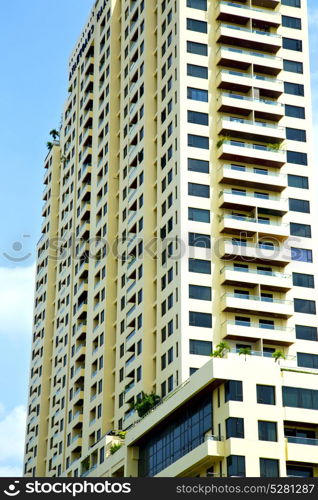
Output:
[
  {"xmin": 238, "ymin": 347, "xmax": 252, "ymax": 361},
  {"xmin": 81, "ymin": 456, "xmax": 90, "ymax": 472},
  {"xmin": 49, "ymin": 129, "xmax": 60, "ymax": 141},
  {"xmin": 211, "ymin": 341, "xmax": 230, "ymax": 358},
  {"xmin": 272, "ymin": 350, "xmax": 286, "ymax": 364},
  {"xmin": 117, "ymin": 431, "xmax": 127, "ymax": 440},
  {"xmin": 216, "ymin": 135, "xmax": 231, "ymax": 148},
  {"xmin": 130, "ymin": 392, "xmax": 161, "ymax": 418},
  {"xmin": 46, "ymin": 141, "xmax": 53, "ymax": 151},
  {"xmin": 110, "ymin": 443, "xmax": 122, "ymax": 455},
  {"xmin": 267, "ymin": 142, "xmax": 281, "ymax": 151}
]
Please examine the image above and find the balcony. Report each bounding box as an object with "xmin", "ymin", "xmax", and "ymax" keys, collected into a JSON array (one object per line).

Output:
[
  {"xmin": 218, "ymin": 164, "xmax": 287, "ymax": 192},
  {"xmin": 217, "ymin": 140, "xmax": 286, "ymax": 168},
  {"xmin": 217, "ymin": 93, "xmax": 284, "ymax": 121},
  {"xmin": 217, "ymin": 24, "xmax": 281, "ymax": 53},
  {"xmin": 286, "ymin": 438, "xmax": 318, "ymax": 464},
  {"xmin": 77, "ymin": 222, "xmax": 90, "ymax": 240},
  {"xmin": 216, "ymin": 1, "xmax": 281, "ymax": 28},
  {"xmin": 221, "ymin": 320, "xmax": 295, "ymax": 346},
  {"xmin": 219, "ymin": 189, "xmax": 288, "ymax": 216},
  {"xmin": 218, "ymin": 116, "xmax": 285, "ymax": 143},
  {"xmin": 221, "ymin": 292, "xmax": 293, "ymax": 318},
  {"xmin": 219, "ymin": 240, "xmax": 291, "ymax": 266},
  {"xmin": 218, "ymin": 215, "xmax": 289, "ymax": 240},
  {"xmin": 220, "ymin": 266, "xmax": 293, "ymax": 292},
  {"xmin": 217, "ymin": 47, "xmax": 282, "ymax": 76},
  {"xmin": 217, "ymin": 69, "xmax": 283, "ymax": 98}
]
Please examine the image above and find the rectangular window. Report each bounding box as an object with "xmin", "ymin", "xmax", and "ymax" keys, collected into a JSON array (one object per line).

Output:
[
  {"xmin": 296, "ymin": 325, "xmax": 318, "ymax": 342},
  {"xmin": 189, "ymin": 258, "xmax": 211, "ymax": 274},
  {"xmin": 260, "ymin": 459, "xmax": 280, "ymax": 478},
  {"xmin": 288, "ymin": 174, "xmax": 308, "ymax": 189},
  {"xmin": 189, "ymin": 284, "xmax": 211, "ymax": 301},
  {"xmin": 227, "ymin": 456, "xmax": 246, "ymax": 478},
  {"xmin": 282, "ymin": 15, "xmax": 301, "ymax": 29},
  {"xmin": 188, "ymin": 110, "xmax": 209, "ymax": 125},
  {"xmin": 187, "ymin": 87, "xmax": 208, "ymax": 102},
  {"xmin": 187, "ymin": 64, "xmax": 208, "ymax": 79},
  {"xmin": 186, "ymin": 18, "xmax": 207, "ymax": 33},
  {"xmin": 285, "ymin": 104, "xmax": 305, "ymax": 118},
  {"xmin": 291, "ymin": 248, "xmax": 312, "ymax": 263},
  {"xmin": 187, "ymin": 41, "xmax": 208, "ymax": 56},
  {"xmin": 287, "ymin": 151, "xmax": 307, "ymax": 165},
  {"xmin": 188, "ymin": 134, "xmax": 209, "ymax": 149},
  {"xmin": 189, "ymin": 311, "xmax": 212, "ymax": 328},
  {"xmin": 225, "ymin": 381, "xmax": 243, "ymax": 402},
  {"xmin": 189, "ymin": 339, "xmax": 212, "ymax": 355},
  {"xmin": 189, "ymin": 232, "xmax": 211, "ymax": 248},
  {"xmin": 293, "ymin": 273, "xmax": 315, "ymax": 288},
  {"xmin": 286, "ymin": 128, "xmax": 306, "ymax": 142},
  {"xmin": 187, "ymin": 0, "xmax": 207, "ymax": 10},
  {"xmin": 282, "ymin": 386, "xmax": 318, "ymax": 410},
  {"xmin": 257, "ymin": 385, "xmax": 276, "ymax": 405},
  {"xmin": 283, "ymin": 37, "xmax": 302, "ymax": 51},
  {"xmin": 289, "ymin": 198, "xmax": 310, "ymax": 213},
  {"xmin": 297, "ymin": 353, "xmax": 318, "ymax": 369},
  {"xmin": 290, "ymin": 223, "xmax": 311, "ymax": 238},
  {"xmin": 284, "ymin": 82, "xmax": 304, "ymax": 96},
  {"xmin": 226, "ymin": 418, "xmax": 244, "ymax": 439},
  {"xmin": 258, "ymin": 421, "xmax": 277, "ymax": 442},
  {"xmin": 282, "ymin": 0, "xmax": 301, "ymax": 7},
  {"xmin": 188, "ymin": 182, "xmax": 210, "ymax": 198},
  {"xmin": 188, "ymin": 207, "xmax": 210, "ymax": 223},
  {"xmin": 188, "ymin": 158, "xmax": 209, "ymax": 173},
  {"xmin": 294, "ymin": 299, "xmax": 316, "ymax": 315},
  {"xmin": 283, "ymin": 59, "xmax": 303, "ymax": 73}
]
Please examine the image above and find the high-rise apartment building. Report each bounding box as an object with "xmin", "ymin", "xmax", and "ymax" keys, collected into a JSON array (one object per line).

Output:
[{"xmin": 25, "ymin": 0, "xmax": 318, "ymax": 478}]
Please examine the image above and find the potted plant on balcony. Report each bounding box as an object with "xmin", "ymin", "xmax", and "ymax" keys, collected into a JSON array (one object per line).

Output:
[
  {"xmin": 238, "ymin": 347, "xmax": 252, "ymax": 361},
  {"xmin": 272, "ymin": 350, "xmax": 286, "ymax": 364},
  {"xmin": 211, "ymin": 341, "xmax": 231, "ymax": 358},
  {"xmin": 129, "ymin": 392, "xmax": 161, "ymax": 418},
  {"xmin": 110, "ymin": 443, "xmax": 123, "ymax": 455}
]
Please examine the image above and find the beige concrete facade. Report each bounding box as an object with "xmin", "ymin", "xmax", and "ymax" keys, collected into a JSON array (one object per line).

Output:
[{"xmin": 25, "ymin": 0, "xmax": 318, "ymax": 478}]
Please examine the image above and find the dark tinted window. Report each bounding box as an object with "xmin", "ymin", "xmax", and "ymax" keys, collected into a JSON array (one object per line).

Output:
[
  {"xmin": 290, "ymin": 223, "xmax": 311, "ymax": 238},
  {"xmin": 297, "ymin": 353, "xmax": 318, "ymax": 369},
  {"xmin": 287, "ymin": 151, "xmax": 307, "ymax": 165},
  {"xmin": 286, "ymin": 128, "xmax": 306, "ymax": 142},
  {"xmin": 188, "ymin": 158, "xmax": 209, "ymax": 173},
  {"xmin": 227, "ymin": 456, "xmax": 245, "ymax": 478},
  {"xmin": 188, "ymin": 182, "xmax": 210, "ymax": 198},
  {"xmin": 187, "ymin": 0, "xmax": 207, "ymax": 10},
  {"xmin": 296, "ymin": 325, "xmax": 318, "ymax": 341},
  {"xmin": 189, "ymin": 258, "xmax": 211, "ymax": 274},
  {"xmin": 283, "ymin": 386, "xmax": 318, "ymax": 409},
  {"xmin": 189, "ymin": 232, "xmax": 211, "ymax": 248},
  {"xmin": 187, "ymin": 63, "xmax": 208, "ymax": 79},
  {"xmin": 294, "ymin": 299, "xmax": 316, "ymax": 315},
  {"xmin": 288, "ymin": 174, "xmax": 308, "ymax": 189},
  {"xmin": 289, "ymin": 198, "xmax": 310, "ymax": 213},
  {"xmin": 189, "ymin": 339, "xmax": 212, "ymax": 355},
  {"xmin": 189, "ymin": 284, "xmax": 211, "ymax": 301},
  {"xmin": 291, "ymin": 248, "xmax": 312, "ymax": 262},
  {"xmin": 293, "ymin": 273, "xmax": 314, "ymax": 288},
  {"xmin": 284, "ymin": 82, "xmax": 304, "ymax": 96},
  {"xmin": 282, "ymin": 15, "xmax": 301, "ymax": 29},
  {"xmin": 187, "ymin": 18, "xmax": 207, "ymax": 33},
  {"xmin": 258, "ymin": 421, "xmax": 277, "ymax": 442},
  {"xmin": 188, "ymin": 207, "xmax": 210, "ymax": 222},
  {"xmin": 225, "ymin": 380, "xmax": 243, "ymax": 402},
  {"xmin": 226, "ymin": 418, "xmax": 244, "ymax": 439},
  {"xmin": 187, "ymin": 87, "xmax": 208, "ymax": 102},
  {"xmin": 282, "ymin": 0, "xmax": 300, "ymax": 6},
  {"xmin": 285, "ymin": 104, "xmax": 305, "ymax": 118},
  {"xmin": 188, "ymin": 110, "xmax": 209, "ymax": 125},
  {"xmin": 283, "ymin": 37, "xmax": 302, "ymax": 51},
  {"xmin": 189, "ymin": 311, "xmax": 212, "ymax": 328},
  {"xmin": 260, "ymin": 459, "xmax": 279, "ymax": 477},
  {"xmin": 283, "ymin": 59, "xmax": 303, "ymax": 73},
  {"xmin": 257, "ymin": 385, "xmax": 275, "ymax": 405},
  {"xmin": 187, "ymin": 41, "xmax": 208, "ymax": 56},
  {"xmin": 188, "ymin": 134, "xmax": 209, "ymax": 149}
]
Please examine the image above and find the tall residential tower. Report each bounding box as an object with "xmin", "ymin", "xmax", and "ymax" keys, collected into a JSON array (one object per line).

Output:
[{"xmin": 25, "ymin": 0, "xmax": 318, "ymax": 478}]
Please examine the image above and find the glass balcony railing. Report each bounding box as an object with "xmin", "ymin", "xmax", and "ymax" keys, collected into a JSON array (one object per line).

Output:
[
  {"xmin": 220, "ymin": 265, "xmax": 291, "ymax": 279},
  {"xmin": 218, "ymin": 1, "xmax": 280, "ymax": 16},
  {"xmin": 219, "ymin": 23, "xmax": 281, "ymax": 38},
  {"xmin": 218, "ymin": 46, "xmax": 282, "ymax": 61},
  {"xmin": 286, "ymin": 436, "xmax": 318, "ymax": 446},
  {"xmin": 220, "ymin": 163, "xmax": 285, "ymax": 178},
  {"xmin": 219, "ymin": 92, "xmax": 283, "ymax": 107},
  {"xmin": 224, "ymin": 320, "xmax": 294, "ymax": 333},
  {"xmin": 223, "ymin": 293, "xmax": 292, "ymax": 305},
  {"xmin": 220, "ymin": 116, "xmax": 284, "ymax": 130},
  {"xmin": 220, "ymin": 140, "xmax": 285, "ymax": 154},
  {"xmin": 220, "ymin": 213, "xmax": 285, "ymax": 227},
  {"xmin": 220, "ymin": 188, "xmax": 284, "ymax": 202}
]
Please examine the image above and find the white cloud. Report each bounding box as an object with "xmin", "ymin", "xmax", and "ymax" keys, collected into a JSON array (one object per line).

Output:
[
  {"xmin": 0, "ymin": 265, "xmax": 35, "ymax": 338},
  {"xmin": 0, "ymin": 405, "xmax": 26, "ymax": 477}
]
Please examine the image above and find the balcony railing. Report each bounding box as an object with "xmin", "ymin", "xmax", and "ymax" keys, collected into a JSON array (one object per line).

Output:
[
  {"xmin": 219, "ymin": 116, "xmax": 284, "ymax": 131},
  {"xmin": 218, "ymin": 1, "xmax": 280, "ymax": 16},
  {"xmin": 219, "ymin": 23, "xmax": 281, "ymax": 38},
  {"xmin": 286, "ymin": 436, "xmax": 318, "ymax": 446},
  {"xmin": 220, "ymin": 265, "xmax": 291, "ymax": 280},
  {"xmin": 219, "ymin": 92, "xmax": 284, "ymax": 108},
  {"xmin": 218, "ymin": 46, "xmax": 282, "ymax": 61},
  {"xmin": 220, "ymin": 214, "xmax": 287, "ymax": 228},
  {"xmin": 220, "ymin": 189, "xmax": 284, "ymax": 202},
  {"xmin": 219, "ymin": 140, "xmax": 285, "ymax": 154},
  {"xmin": 224, "ymin": 292, "xmax": 292, "ymax": 305},
  {"xmin": 218, "ymin": 69, "xmax": 283, "ymax": 85},
  {"xmin": 220, "ymin": 164, "xmax": 285, "ymax": 178},
  {"xmin": 224, "ymin": 320, "xmax": 294, "ymax": 333}
]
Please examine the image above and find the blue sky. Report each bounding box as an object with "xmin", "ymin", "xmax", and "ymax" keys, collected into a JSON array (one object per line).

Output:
[{"xmin": 0, "ymin": 0, "xmax": 317, "ymax": 476}]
